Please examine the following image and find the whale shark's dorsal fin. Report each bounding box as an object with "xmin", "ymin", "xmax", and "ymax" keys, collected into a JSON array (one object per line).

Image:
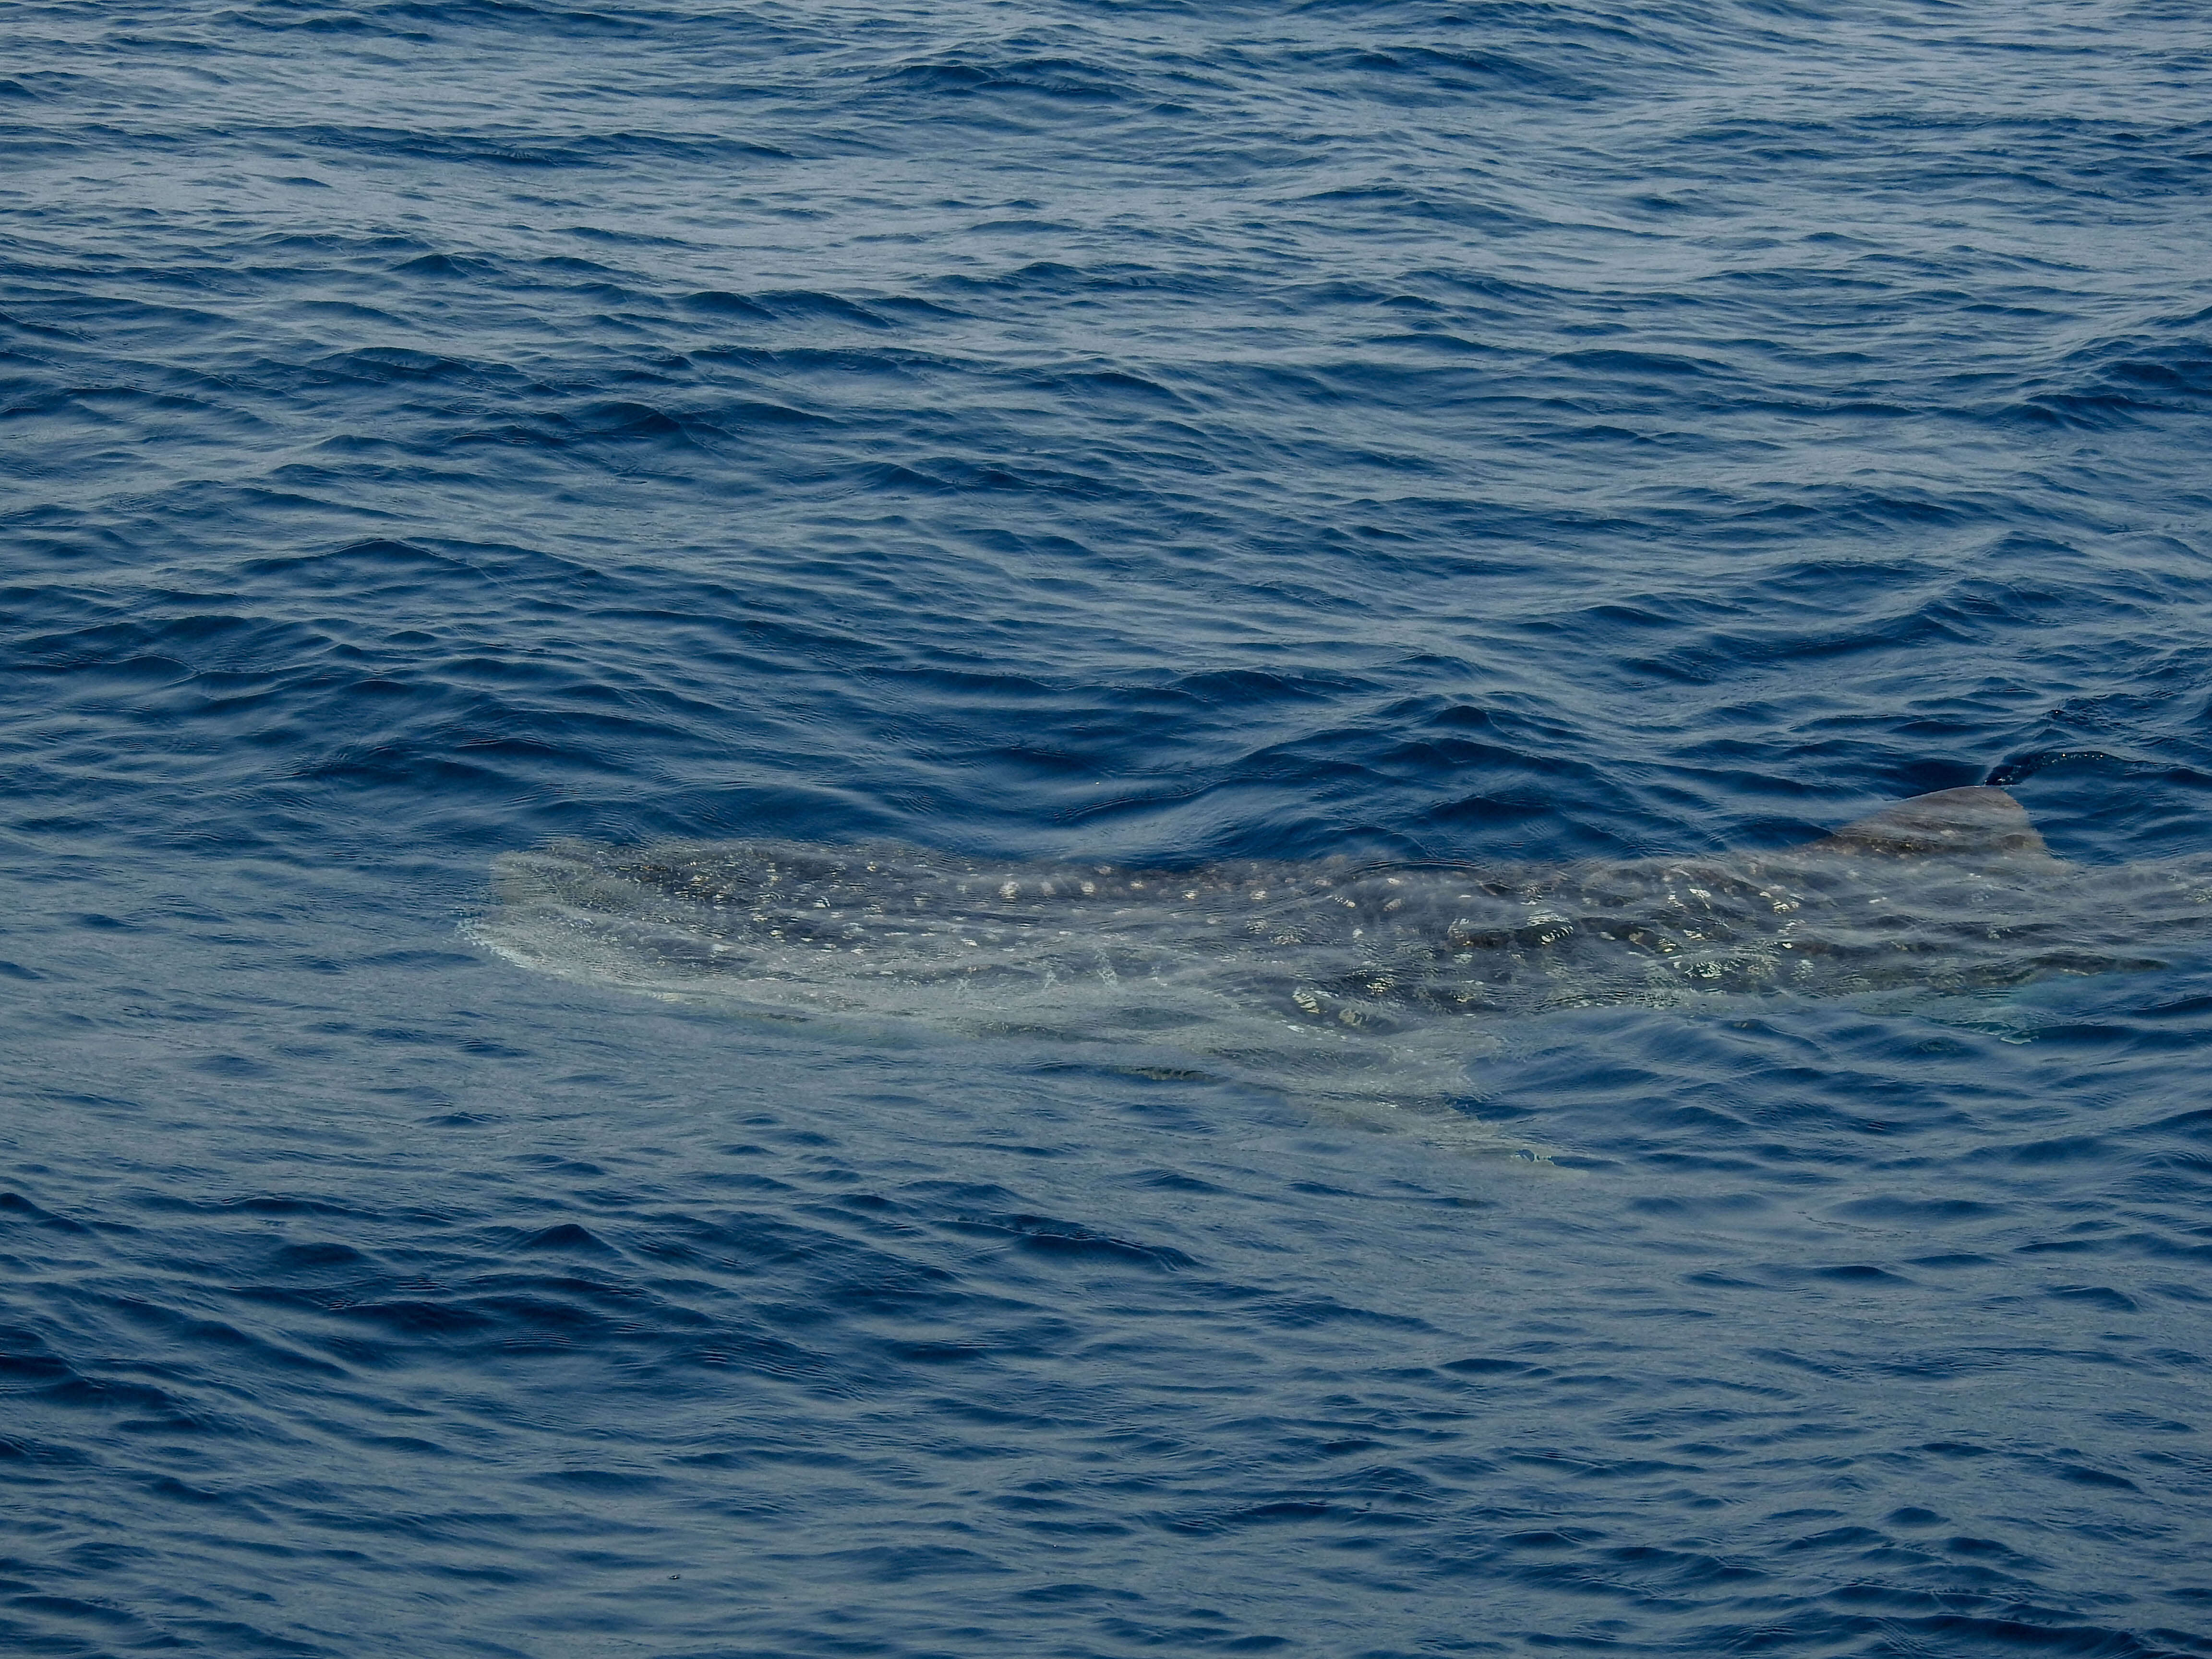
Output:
[{"xmin": 1805, "ymin": 785, "xmax": 2053, "ymax": 861}]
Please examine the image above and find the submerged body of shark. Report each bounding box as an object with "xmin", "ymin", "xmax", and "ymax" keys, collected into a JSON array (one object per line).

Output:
[{"xmin": 472, "ymin": 788, "xmax": 2212, "ymax": 1144}]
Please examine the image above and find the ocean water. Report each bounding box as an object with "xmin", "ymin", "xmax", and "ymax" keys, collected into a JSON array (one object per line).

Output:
[{"xmin": 5, "ymin": 0, "xmax": 2212, "ymax": 1653}]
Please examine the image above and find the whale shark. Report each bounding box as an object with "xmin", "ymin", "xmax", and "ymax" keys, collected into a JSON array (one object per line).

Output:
[{"xmin": 470, "ymin": 788, "xmax": 2212, "ymax": 1144}]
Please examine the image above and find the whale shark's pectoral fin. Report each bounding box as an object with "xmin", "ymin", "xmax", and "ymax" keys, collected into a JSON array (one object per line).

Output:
[{"xmin": 1805, "ymin": 785, "xmax": 2056, "ymax": 862}]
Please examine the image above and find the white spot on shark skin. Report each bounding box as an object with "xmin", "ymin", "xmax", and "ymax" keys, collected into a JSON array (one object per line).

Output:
[{"xmin": 471, "ymin": 789, "xmax": 2208, "ymax": 1155}]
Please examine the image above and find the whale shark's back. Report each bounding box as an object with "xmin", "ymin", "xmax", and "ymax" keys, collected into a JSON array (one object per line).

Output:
[
  {"xmin": 469, "ymin": 792, "xmax": 2212, "ymax": 1142},
  {"xmin": 470, "ymin": 834, "xmax": 1521, "ymax": 1139},
  {"xmin": 1803, "ymin": 786, "xmax": 2056, "ymax": 862}
]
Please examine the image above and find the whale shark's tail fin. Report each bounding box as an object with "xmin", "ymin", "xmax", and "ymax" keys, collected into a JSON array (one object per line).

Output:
[
  {"xmin": 1984, "ymin": 749, "xmax": 2129, "ymax": 787},
  {"xmin": 1805, "ymin": 786, "xmax": 2055, "ymax": 862}
]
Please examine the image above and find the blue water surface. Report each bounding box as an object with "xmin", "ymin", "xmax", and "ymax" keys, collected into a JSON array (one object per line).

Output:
[{"xmin": 5, "ymin": 0, "xmax": 2212, "ymax": 1653}]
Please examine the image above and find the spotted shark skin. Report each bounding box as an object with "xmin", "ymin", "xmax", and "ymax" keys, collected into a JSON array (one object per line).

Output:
[{"xmin": 470, "ymin": 788, "xmax": 2212, "ymax": 1144}]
